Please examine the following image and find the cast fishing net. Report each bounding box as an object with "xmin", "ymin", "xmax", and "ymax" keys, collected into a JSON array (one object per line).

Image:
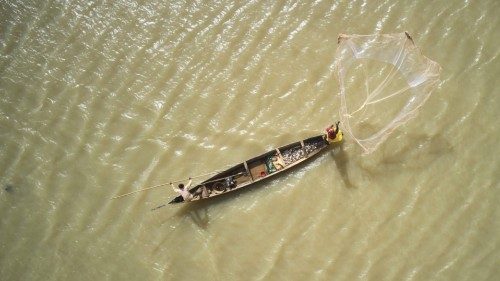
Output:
[{"xmin": 335, "ymin": 32, "xmax": 442, "ymax": 154}]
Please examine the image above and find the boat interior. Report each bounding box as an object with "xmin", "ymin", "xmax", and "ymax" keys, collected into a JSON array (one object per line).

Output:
[{"xmin": 187, "ymin": 135, "xmax": 328, "ymax": 201}]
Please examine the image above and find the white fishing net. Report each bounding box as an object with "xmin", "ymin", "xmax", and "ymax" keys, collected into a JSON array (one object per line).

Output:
[{"xmin": 335, "ymin": 32, "xmax": 442, "ymax": 154}]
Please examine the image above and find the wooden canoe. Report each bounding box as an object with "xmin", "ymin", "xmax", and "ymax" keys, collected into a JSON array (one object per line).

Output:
[{"xmin": 168, "ymin": 131, "xmax": 342, "ymax": 204}]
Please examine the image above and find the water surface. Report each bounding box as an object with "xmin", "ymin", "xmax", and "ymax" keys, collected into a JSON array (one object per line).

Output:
[{"xmin": 1, "ymin": 0, "xmax": 499, "ymax": 280}]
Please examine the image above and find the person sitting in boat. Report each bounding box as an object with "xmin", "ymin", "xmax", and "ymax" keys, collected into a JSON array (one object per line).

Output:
[
  {"xmin": 225, "ymin": 176, "xmax": 237, "ymax": 189},
  {"xmin": 325, "ymin": 121, "xmax": 341, "ymax": 143},
  {"xmin": 170, "ymin": 178, "xmax": 193, "ymax": 202},
  {"xmin": 271, "ymin": 155, "xmax": 286, "ymax": 170},
  {"xmin": 194, "ymin": 184, "xmax": 210, "ymax": 198}
]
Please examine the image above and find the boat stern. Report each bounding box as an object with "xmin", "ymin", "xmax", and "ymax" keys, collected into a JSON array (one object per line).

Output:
[{"xmin": 168, "ymin": 196, "xmax": 184, "ymax": 204}]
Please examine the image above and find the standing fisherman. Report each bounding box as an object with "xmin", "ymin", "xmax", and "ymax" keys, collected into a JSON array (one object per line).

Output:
[
  {"xmin": 170, "ymin": 178, "xmax": 193, "ymax": 202},
  {"xmin": 325, "ymin": 121, "xmax": 341, "ymax": 143}
]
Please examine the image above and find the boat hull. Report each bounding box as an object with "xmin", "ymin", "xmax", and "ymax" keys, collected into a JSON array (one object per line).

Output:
[{"xmin": 168, "ymin": 134, "xmax": 336, "ymax": 204}]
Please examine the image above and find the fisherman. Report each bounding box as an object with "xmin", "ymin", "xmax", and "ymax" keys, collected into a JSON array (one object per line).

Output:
[
  {"xmin": 170, "ymin": 178, "xmax": 193, "ymax": 202},
  {"xmin": 195, "ymin": 184, "xmax": 210, "ymax": 198},
  {"xmin": 225, "ymin": 176, "xmax": 237, "ymax": 189},
  {"xmin": 271, "ymin": 155, "xmax": 286, "ymax": 170},
  {"xmin": 325, "ymin": 121, "xmax": 341, "ymax": 142}
]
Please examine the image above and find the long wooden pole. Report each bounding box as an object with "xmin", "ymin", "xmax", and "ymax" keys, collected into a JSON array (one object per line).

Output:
[
  {"xmin": 110, "ymin": 170, "xmax": 226, "ymax": 200},
  {"xmin": 111, "ymin": 183, "xmax": 170, "ymax": 199}
]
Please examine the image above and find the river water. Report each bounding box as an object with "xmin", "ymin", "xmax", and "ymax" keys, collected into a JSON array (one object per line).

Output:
[{"xmin": 1, "ymin": 0, "xmax": 499, "ymax": 280}]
